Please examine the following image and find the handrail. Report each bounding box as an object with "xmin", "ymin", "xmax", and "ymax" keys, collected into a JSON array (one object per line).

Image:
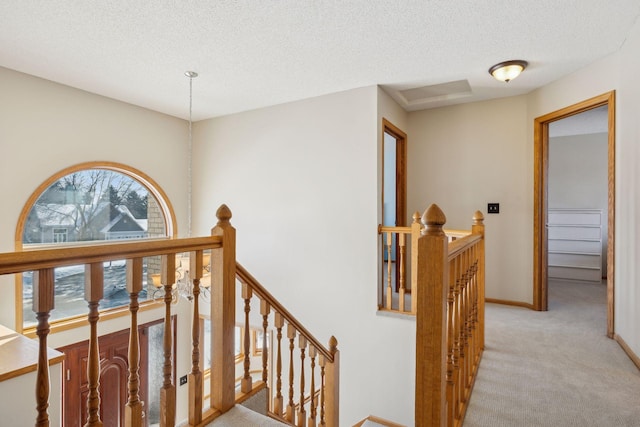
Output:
[
  {"xmin": 236, "ymin": 262, "xmax": 334, "ymax": 363},
  {"xmin": 0, "ymin": 236, "xmax": 222, "ymax": 275},
  {"xmin": 0, "ymin": 204, "xmax": 341, "ymax": 427},
  {"xmin": 447, "ymin": 233, "xmax": 482, "ymax": 261},
  {"xmin": 378, "ymin": 215, "xmax": 474, "ymax": 314}
]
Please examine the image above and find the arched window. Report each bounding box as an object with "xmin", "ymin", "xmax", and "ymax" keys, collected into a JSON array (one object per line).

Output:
[{"xmin": 16, "ymin": 162, "xmax": 176, "ymax": 331}]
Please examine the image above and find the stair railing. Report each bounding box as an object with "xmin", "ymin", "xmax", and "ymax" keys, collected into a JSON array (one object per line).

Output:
[
  {"xmin": 235, "ymin": 262, "xmax": 340, "ymax": 427},
  {"xmin": 0, "ymin": 204, "xmax": 340, "ymax": 427},
  {"xmin": 378, "ymin": 214, "xmax": 472, "ymax": 314},
  {"xmin": 415, "ymin": 204, "xmax": 485, "ymax": 427}
]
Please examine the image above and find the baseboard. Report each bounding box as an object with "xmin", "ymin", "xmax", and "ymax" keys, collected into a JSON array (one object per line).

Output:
[
  {"xmin": 485, "ymin": 298, "xmax": 534, "ymax": 310},
  {"xmin": 614, "ymin": 333, "xmax": 640, "ymax": 371}
]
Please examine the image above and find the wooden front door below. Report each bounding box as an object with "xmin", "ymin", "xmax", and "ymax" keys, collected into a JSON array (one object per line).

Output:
[{"xmin": 59, "ymin": 324, "xmax": 151, "ymax": 427}]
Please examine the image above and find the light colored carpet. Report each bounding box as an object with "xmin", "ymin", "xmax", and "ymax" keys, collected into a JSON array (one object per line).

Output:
[
  {"xmin": 206, "ymin": 404, "xmax": 286, "ymax": 426},
  {"xmin": 464, "ymin": 279, "xmax": 640, "ymax": 426}
]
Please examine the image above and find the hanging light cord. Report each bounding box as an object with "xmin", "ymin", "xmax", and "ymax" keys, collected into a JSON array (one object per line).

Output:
[{"xmin": 185, "ymin": 71, "xmax": 198, "ymax": 238}]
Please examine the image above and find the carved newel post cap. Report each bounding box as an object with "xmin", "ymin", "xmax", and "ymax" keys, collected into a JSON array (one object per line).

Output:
[
  {"xmin": 216, "ymin": 204, "xmax": 232, "ymax": 224},
  {"xmin": 329, "ymin": 336, "xmax": 338, "ymax": 354},
  {"xmin": 473, "ymin": 210, "xmax": 484, "ymax": 225},
  {"xmin": 421, "ymin": 204, "xmax": 446, "ymax": 230},
  {"xmin": 412, "ymin": 211, "xmax": 421, "ymax": 224}
]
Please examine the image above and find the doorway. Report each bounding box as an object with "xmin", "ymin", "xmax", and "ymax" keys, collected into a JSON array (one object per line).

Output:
[
  {"xmin": 58, "ymin": 318, "xmax": 175, "ymax": 426},
  {"xmin": 382, "ymin": 119, "xmax": 407, "ymax": 290},
  {"xmin": 533, "ymin": 91, "xmax": 615, "ymax": 337}
]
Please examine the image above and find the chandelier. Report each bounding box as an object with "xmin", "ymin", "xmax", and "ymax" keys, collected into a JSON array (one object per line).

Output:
[{"xmin": 150, "ymin": 252, "xmax": 211, "ymax": 303}]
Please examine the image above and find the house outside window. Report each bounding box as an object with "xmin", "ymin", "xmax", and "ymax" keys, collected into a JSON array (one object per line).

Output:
[
  {"xmin": 17, "ymin": 163, "xmax": 176, "ymax": 331},
  {"xmin": 52, "ymin": 228, "xmax": 68, "ymax": 243}
]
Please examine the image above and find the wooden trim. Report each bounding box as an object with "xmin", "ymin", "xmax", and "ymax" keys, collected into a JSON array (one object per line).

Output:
[
  {"xmin": 613, "ymin": 334, "xmax": 640, "ymax": 371},
  {"xmin": 13, "ymin": 161, "xmax": 178, "ymax": 333},
  {"xmin": 485, "ymin": 298, "xmax": 535, "ymax": 310},
  {"xmin": 0, "ymin": 325, "xmax": 65, "ymax": 382},
  {"xmin": 21, "ymin": 299, "xmax": 165, "ymax": 339},
  {"xmin": 354, "ymin": 415, "xmax": 407, "ymax": 427},
  {"xmin": 533, "ymin": 91, "xmax": 615, "ymax": 338},
  {"xmin": 606, "ymin": 96, "xmax": 616, "ymax": 338}
]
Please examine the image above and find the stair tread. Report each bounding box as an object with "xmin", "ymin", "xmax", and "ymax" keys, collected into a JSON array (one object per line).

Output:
[{"xmin": 206, "ymin": 405, "xmax": 288, "ymax": 426}]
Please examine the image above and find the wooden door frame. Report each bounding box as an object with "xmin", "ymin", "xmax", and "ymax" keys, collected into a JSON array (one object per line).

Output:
[
  {"xmin": 382, "ymin": 118, "xmax": 408, "ymax": 227},
  {"xmin": 382, "ymin": 118, "xmax": 408, "ymax": 291},
  {"xmin": 533, "ymin": 91, "xmax": 615, "ymax": 338}
]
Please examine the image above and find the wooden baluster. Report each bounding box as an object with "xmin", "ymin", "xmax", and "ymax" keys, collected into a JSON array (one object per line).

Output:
[
  {"xmin": 189, "ymin": 250, "xmax": 203, "ymax": 426},
  {"xmin": 453, "ymin": 258, "xmax": 462, "ymax": 421},
  {"xmin": 210, "ymin": 205, "xmax": 237, "ymax": 413},
  {"xmin": 398, "ymin": 232, "xmax": 407, "ymax": 312},
  {"xmin": 273, "ymin": 312, "xmax": 285, "ymax": 416},
  {"xmin": 241, "ymin": 282, "xmax": 253, "ymax": 393},
  {"xmin": 319, "ymin": 355, "xmax": 326, "ymax": 427},
  {"xmin": 33, "ymin": 268, "xmax": 54, "ymax": 427},
  {"xmin": 462, "ymin": 252, "xmax": 471, "ymax": 414},
  {"xmin": 325, "ymin": 336, "xmax": 340, "ymax": 427},
  {"xmin": 84, "ymin": 263, "xmax": 104, "ymax": 427},
  {"xmin": 308, "ymin": 346, "xmax": 317, "ymax": 427},
  {"xmin": 261, "ymin": 300, "xmax": 271, "ymax": 385},
  {"xmin": 125, "ymin": 259, "xmax": 143, "ymax": 427},
  {"xmin": 445, "ymin": 257, "xmax": 456, "ymax": 427},
  {"xmin": 286, "ymin": 324, "xmax": 297, "ymax": 424},
  {"xmin": 297, "ymin": 336, "xmax": 307, "ymax": 427},
  {"xmin": 457, "ymin": 253, "xmax": 468, "ymax": 413},
  {"xmin": 160, "ymin": 254, "xmax": 176, "ymax": 427},
  {"xmin": 470, "ymin": 245, "xmax": 478, "ymax": 368},
  {"xmin": 462, "ymin": 250, "xmax": 473, "ymax": 394},
  {"xmin": 472, "ymin": 211, "xmax": 486, "ymax": 351},
  {"xmin": 385, "ymin": 232, "xmax": 393, "ymax": 309},
  {"xmin": 415, "ymin": 204, "xmax": 448, "ymax": 427},
  {"xmin": 411, "ymin": 211, "xmax": 421, "ymax": 314}
]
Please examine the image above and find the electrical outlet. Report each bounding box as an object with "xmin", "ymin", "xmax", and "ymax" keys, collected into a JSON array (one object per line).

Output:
[
  {"xmin": 487, "ymin": 203, "xmax": 500, "ymax": 214},
  {"xmin": 180, "ymin": 375, "xmax": 188, "ymax": 386}
]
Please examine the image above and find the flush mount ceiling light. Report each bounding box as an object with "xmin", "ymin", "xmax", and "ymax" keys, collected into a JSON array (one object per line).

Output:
[{"xmin": 489, "ymin": 60, "xmax": 528, "ymax": 82}]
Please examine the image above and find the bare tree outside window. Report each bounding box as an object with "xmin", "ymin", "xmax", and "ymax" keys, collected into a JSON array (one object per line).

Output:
[{"xmin": 21, "ymin": 167, "xmax": 168, "ymax": 328}]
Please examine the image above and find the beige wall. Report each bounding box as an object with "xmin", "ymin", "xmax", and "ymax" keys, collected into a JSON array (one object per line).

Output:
[
  {"xmin": 0, "ymin": 66, "xmax": 194, "ymax": 422},
  {"xmin": 614, "ymin": 14, "xmax": 640, "ymax": 358},
  {"xmin": 192, "ymin": 86, "xmax": 418, "ymax": 425},
  {"xmin": 408, "ymin": 95, "xmax": 532, "ymax": 303}
]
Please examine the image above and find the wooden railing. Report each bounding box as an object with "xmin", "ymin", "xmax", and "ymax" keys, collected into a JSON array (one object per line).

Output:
[
  {"xmin": 0, "ymin": 204, "xmax": 339, "ymax": 427},
  {"xmin": 378, "ymin": 213, "xmax": 472, "ymax": 314},
  {"xmin": 235, "ymin": 263, "xmax": 339, "ymax": 427},
  {"xmin": 415, "ymin": 204, "xmax": 485, "ymax": 427}
]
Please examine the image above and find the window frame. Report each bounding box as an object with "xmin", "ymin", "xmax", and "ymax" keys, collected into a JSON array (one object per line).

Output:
[{"xmin": 14, "ymin": 161, "xmax": 177, "ymax": 335}]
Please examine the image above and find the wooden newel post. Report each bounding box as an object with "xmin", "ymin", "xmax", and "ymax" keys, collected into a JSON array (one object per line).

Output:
[
  {"xmin": 325, "ymin": 336, "xmax": 340, "ymax": 427},
  {"xmin": 471, "ymin": 211, "xmax": 485, "ymax": 351},
  {"xmin": 210, "ymin": 204, "xmax": 236, "ymax": 413},
  {"xmin": 415, "ymin": 204, "xmax": 448, "ymax": 427}
]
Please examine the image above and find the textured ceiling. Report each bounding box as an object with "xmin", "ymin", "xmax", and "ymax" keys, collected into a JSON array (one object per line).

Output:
[{"xmin": 1, "ymin": 1, "xmax": 639, "ymax": 121}]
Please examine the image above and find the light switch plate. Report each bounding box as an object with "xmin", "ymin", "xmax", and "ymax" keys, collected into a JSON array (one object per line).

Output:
[{"xmin": 487, "ymin": 203, "xmax": 499, "ymax": 214}]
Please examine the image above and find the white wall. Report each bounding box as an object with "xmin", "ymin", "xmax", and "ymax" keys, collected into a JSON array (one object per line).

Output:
[
  {"xmin": 407, "ymin": 96, "xmax": 532, "ymax": 303},
  {"xmin": 0, "ymin": 67, "xmax": 194, "ymax": 422},
  {"xmin": 0, "ymin": 363, "xmax": 62, "ymax": 426},
  {"xmin": 615, "ymin": 13, "xmax": 640, "ymax": 359},
  {"xmin": 192, "ymin": 86, "xmax": 417, "ymax": 425},
  {"xmin": 548, "ymin": 132, "xmax": 608, "ymax": 273},
  {"xmin": 527, "ymin": 22, "xmax": 639, "ymax": 357}
]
